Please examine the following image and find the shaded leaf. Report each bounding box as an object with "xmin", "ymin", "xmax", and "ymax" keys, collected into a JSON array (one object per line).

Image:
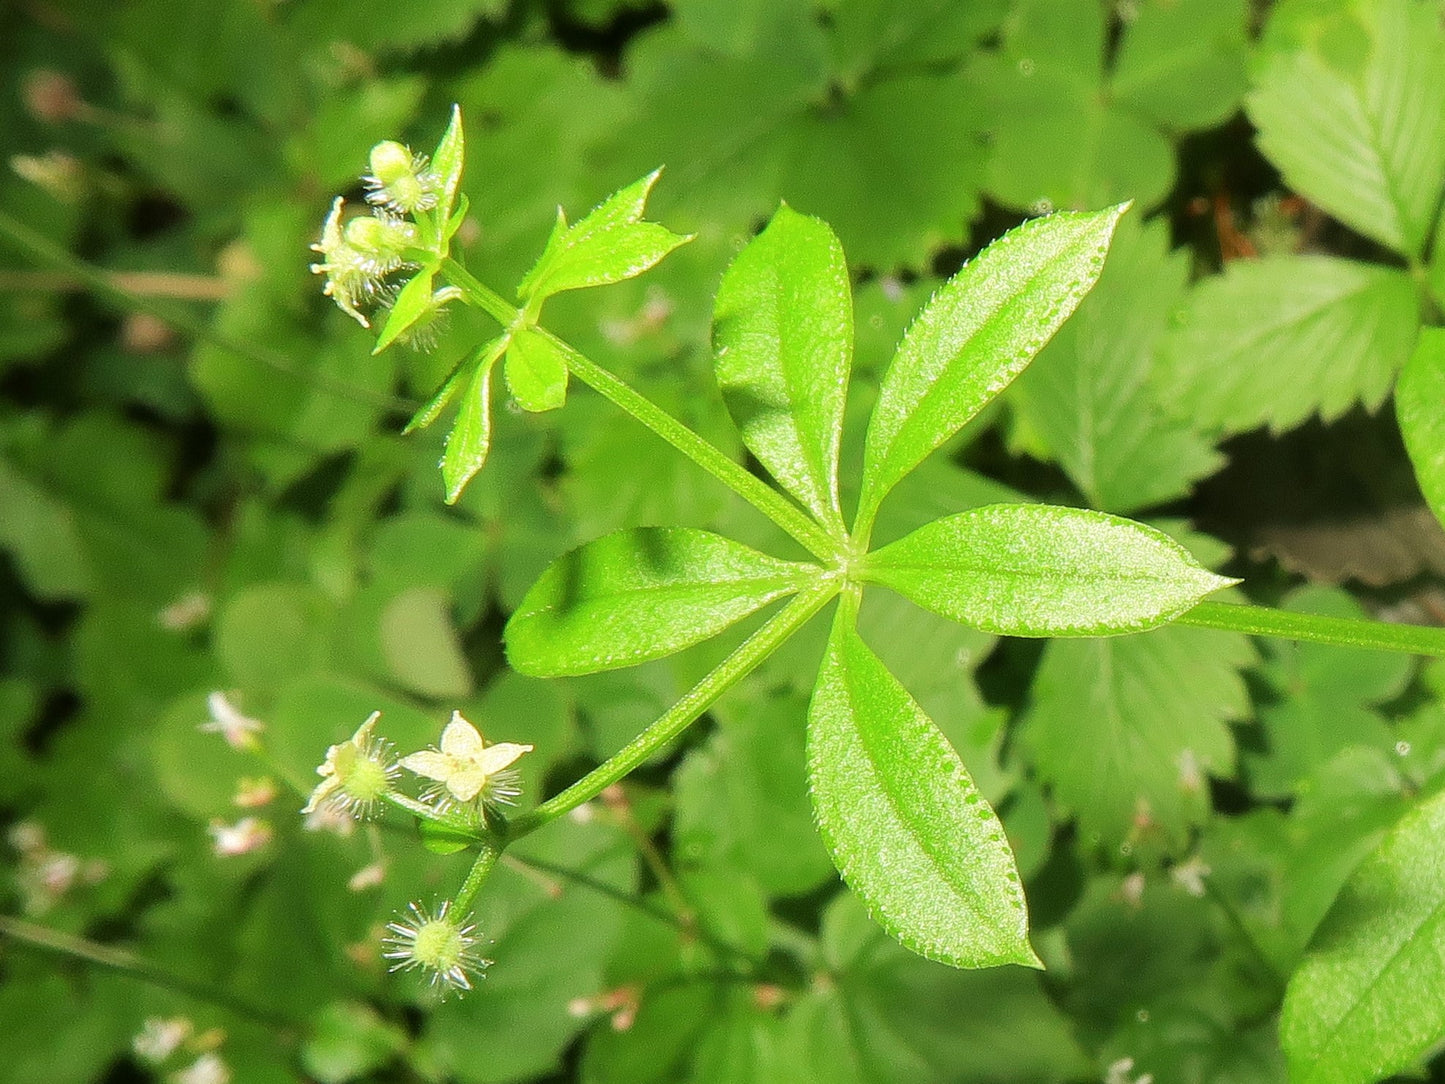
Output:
[
  {"xmin": 714, "ymin": 204, "xmax": 851, "ymax": 531},
  {"xmin": 1155, "ymin": 255, "xmax": 1420, "ymax": 436},
  {"xmin": 1248, "ymin": 0, "xmax": 1445, "ymax": 257},
  {"xmin": 506, "ymin": 527, "xmax": 812, "ymax": 676}
]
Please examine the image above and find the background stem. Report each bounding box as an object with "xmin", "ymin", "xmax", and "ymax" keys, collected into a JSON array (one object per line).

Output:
[{"xmin": 0, "ymin": 914, "xmax": 296, "ymax": 1031}]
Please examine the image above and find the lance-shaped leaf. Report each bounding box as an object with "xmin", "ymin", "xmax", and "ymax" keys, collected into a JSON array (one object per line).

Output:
[
  {"xmin": 1281, "ymin": 788, "xmax": 1445, "ymax": 1084},
  {"xmin": 441, "ymin": 353, "xmax": 497, "ymax": 505},
  {"xmin": 373, "ymin": 268, "xmax": 436, "ymax": 355},
  {"xmin": 861, "ymin": 504, "xmax": 1236, "ymax": 636},
  {"xmin": 518, "ymin": 170, "xmax": 693, "ymax": 306},
  {"xmin": 430, "ymin": 104, "xmax": 465, "ymax": 223},
  {"xmin": 713, "ymin": 204, "xmax": 851, "ymax": 533},
  {"xmin": 1397, "ymin": 329, "xmax": 1445, "ymax": 531},
  {"xmin": 506, "ymin": 527, "xmax": 813, "ymax": 677},
  {"xmin": 856, "ymin": 205, "xmax": 1126, "ymax": 531},
  {"xmin": 807, "ymin": 611, "xmax": 1038, "ymax": 969}
]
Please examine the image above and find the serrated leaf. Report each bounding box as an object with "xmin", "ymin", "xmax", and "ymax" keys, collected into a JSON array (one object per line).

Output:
[
  {"xmin": 505, "ymin": 327, "xmax": 569, "ymax": 412},
  {"xmin": 1009, "ymin": 215, "xmax": 1224, "ymax": 512},
  {"xmin": 863, "ymin": 504, "xmax": 1236, "ymax": 637},
  {"xmin": 1397, "ymin": 328, "xmax": 1445, "ymax": 530},
  {"xmin": 1021, "ymin": 623, "xmax": 1253, "ymax": 848},
  {"xmin": 519, "ymin": 170, "xmax": 691, "ymax": 305},
  {"xmin": 774, "ymin": 893, "xmax": 1089, "ymax": 1084},
  {"xmin": 807, "ymin": 611, "xmax": 1037, "ymax": 969},
  {"xmin": 373, "ymin": 268, "xmax": 435, "ymax": 355},
  {"xmin": 1281, "ymin": 788, "xmax": 1445, "ymax": 1084},
  {"xmin": 713, "ymin": 204, "xmax": 850, "ymax": 531},
  {"xmin": 1248, "ymin": 0, "xmax": 1445, "ymax": 258},
  {"xmin": 856, "ymin": 205, "xmax": 1125, "ymax": 533},
  {"xmin": 1155, "ymin": 255, "xmax": 1420, "ymax": 436},
  {"xmin": 505, "ymin": 527, "xmax": 812, "ymax": 677},
  {"xmin": 431, "ymin": 103, "xmax": 465, "ymax": 221},
  {"xmin": 1249, "ymin": 587, "xmax": 1411, "ymax": 798},
  {"xmin": 442, "ymin": 355, "xmax": 496, "ymax": 504}
]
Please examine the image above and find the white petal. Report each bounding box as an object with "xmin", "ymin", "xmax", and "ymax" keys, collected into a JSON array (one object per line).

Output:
[
  {"xmin": 478, "ymin": 742, "xmax": 533, "ymax": 775},
  {"xmin": 440, "ymin": 713, "xmax": 484, "ymax": 757},
  {"xmin": 401, "ymin": 751, "xmax": 452, "ymax": 782},
  {"xmin": 447, "ymin": 766, "xmax": 487, "ymax": 802}
]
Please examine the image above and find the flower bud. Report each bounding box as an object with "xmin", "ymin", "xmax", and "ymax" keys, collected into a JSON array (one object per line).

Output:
[{"xmin": 364, "ymin": 141, "xmax": 440, "ymax": 215}]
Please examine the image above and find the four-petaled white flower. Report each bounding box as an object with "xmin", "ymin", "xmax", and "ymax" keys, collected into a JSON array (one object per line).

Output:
[
  {"xmin": 301, "ymin": 711, "xmax": 399, "ymax": 820},
  {"xmin": 401, "ymin": 712, "xmax": 532, "ymax": 812}
]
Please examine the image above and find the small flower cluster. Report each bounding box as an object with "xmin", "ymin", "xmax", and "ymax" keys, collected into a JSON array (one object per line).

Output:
[
  {"xmin": 131, "ymin": 1016, "xmax": 231, "ymax": 1084},
  {"xmin": 309, "ymin": 196, "xmax": 420, "ymax": 327},
  {"xmin": 295, "ymin": 709, "xmax": 533, "ymax": 995},
  {"xmin": 310, "ymin": 119, "xmax": 465, "ymax": 343},
  {"xmin": 299, "ymin": 710, "xmax": 532, "ymax": 826}
]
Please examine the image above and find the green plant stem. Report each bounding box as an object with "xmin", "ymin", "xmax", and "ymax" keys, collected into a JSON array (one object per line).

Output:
[
  {"xmin": 0, "ymin": 210, "xmax": 414, "ymax": 412},
  {"xmin": 508, "ymin": 583, "xmax": 838, "ymax": 837},
  {"xmin": 441, "ymin": 258, "xmax": 840, "ymax": 561},
  {"xmin": 1178, "ymin": 600, "xmax": 1445, "ymax": 657},
  {"xmin": 0, "ymin": 914, "xmax": 296, "ymax": 1031},
  {"xmin": 441, "ymin": 258, "xmax": 515, "ymax": 326},
  {"xmin": 450, "ymin": 838, "xmax": 501, "ymax": 915},
  {"xmin": 542, "ymin": 330, "xmax": 840, "ymax": 561}
]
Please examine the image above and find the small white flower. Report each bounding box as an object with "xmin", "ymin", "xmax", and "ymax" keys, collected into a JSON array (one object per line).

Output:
[
  {"xmin": 302, "ymin": 712, "xmax": 399, "ymax": 820},
  {"xmin": 207, "ymin": 817, "xmax": 272, "ymax": 857},
  {"xmin": 401, "ymin": 712, "xmax": 532, "ymax": 814},
  {"xmin": 383, "ymin": 899, "xmax": 490, "ymax": 995},
  {"xmin": 232, "ymin": 776, "xmax": 277, "ymax": 809},
  {"xmin": 170, "ymin": 1052, "xmax": 231, "ymax": 1084},
  {"xmin": 199, "ymin": 692, "xmax": 264, "ymax": 751},
  {"xmin": 133, "ymin": 1016, "xmax": 192, "ymax": 1065},
  {"xmin": 1170, "ymin": 855, "xmax": 1211, "ymax": 898},
  {"xmin": 347, "ymin": 861, "xmax": 387, "ymax": 892},
  {"xmin": 157, "ymin": 590, "xmax": 212, "ymax": 631}
]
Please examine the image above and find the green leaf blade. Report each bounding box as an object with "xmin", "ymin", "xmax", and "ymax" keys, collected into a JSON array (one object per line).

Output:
[
  {"xmin": 1156, "ymin": 255, "xmax": 1420, "ymax": 436},
  {"xmin": 1281, "ymin": 788, "xmax": 1445, "ymax": 1084},
  {"xmin": 863, "ymin": 504, "xmax": 1236, "ymax": 636},
  {"xmin": 807, "ymin": 613, "xmax": 1038, "ymax": 969},
  {"xmin": 520, "ymin": 170, "xmax": 692, "ymax": 306},
  {"xmin": 373, "ymin": 268, "xmax": 435, "ymax": 355},
  {"xmin": 441, "ymin": 356, "xmax": 496, "ymax": 504},
  {"xmin": 505, "ymin": 327, "xmax": 569, "ymax": 412},
  {"xmin": 713, "ymin": 204, "xmax": 851, "ymax": 532},
  {"xmin": 1397, "ymin": 328, "xmax": 1445, "ymax": 531},
  {"xmin": 431, "ymin": 103, "xmax": 465, "ymax": 222},
  {"xmin": 1247, "ymin": 0, "xmax": 1445, "ymax": 258},
  {"xmin": 505, "ymin": 527, "xmax": 812, "ymax": 677},
  {"xmin": 857, "ymin": 204, "xmax": 1126, "ymax": 533}
]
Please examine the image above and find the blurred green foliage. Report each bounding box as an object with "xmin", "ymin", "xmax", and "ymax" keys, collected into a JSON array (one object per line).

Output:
[{"xmin": 3, "ymin": 0, "xmax": 1445, "ymax": 1081}]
